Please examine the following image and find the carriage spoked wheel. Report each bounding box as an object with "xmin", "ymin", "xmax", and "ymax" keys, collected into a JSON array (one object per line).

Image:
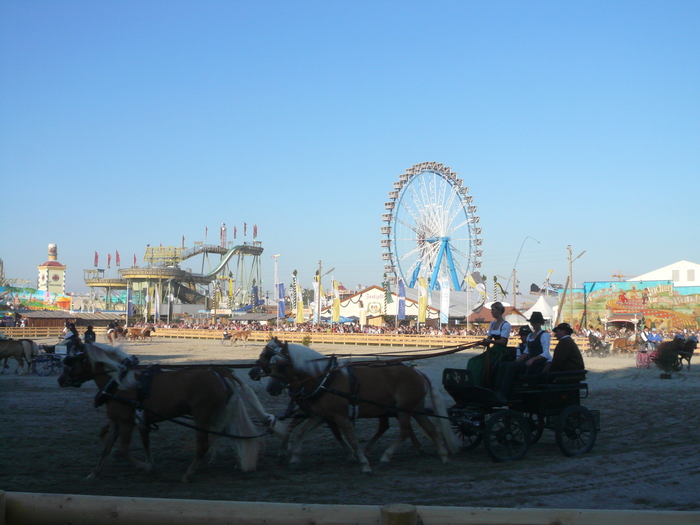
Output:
[
  {"xmin": 449, "ymin": 414, "xmax": 484, "ymax": 451},
  {"xmin": 555, "ymin": 405, "xmax": 597, "ymax": 456},
  {"xmin": 483, "ymin": 409, "xmax": 531, "ymax": 462},
  {"xmin": 33, "ymin": 356, "xmax": 55, "ymax": 377},
  {"xmin": 523, "ymin": 412, "xmax": 545, "ymax": 445}
]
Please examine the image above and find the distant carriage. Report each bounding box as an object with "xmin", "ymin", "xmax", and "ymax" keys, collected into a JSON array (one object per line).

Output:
[{"xmin": 586, "ymin": 333, "xmax": 611, "ymax": 358}]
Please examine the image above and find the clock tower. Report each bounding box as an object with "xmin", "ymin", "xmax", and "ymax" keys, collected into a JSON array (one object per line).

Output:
[{"xmin": 37, "ymin": 243, "xmax": 67, "ymax": 296}]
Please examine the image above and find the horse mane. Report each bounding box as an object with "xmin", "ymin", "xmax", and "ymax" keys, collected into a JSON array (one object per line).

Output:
[
  {"xmin": 84, "ymin": 343, "xmax": 131, "ymax": 379},
  {"xmin": 284, "ymin": 342, "xmax": 337, "ymax": 376}
]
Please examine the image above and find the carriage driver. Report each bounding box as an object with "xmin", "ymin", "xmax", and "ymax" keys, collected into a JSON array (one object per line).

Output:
[
  {"xmin": 647, "ymin": 327, "xmax": 662, "ymax": 351},
  {"xmin": 62, "ymin": 322, "xmax": 81, "ymax": 356}
]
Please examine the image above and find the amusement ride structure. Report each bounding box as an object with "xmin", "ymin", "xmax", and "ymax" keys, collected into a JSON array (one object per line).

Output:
[
  {"xmin": 83, "ymin": 224, "xmax": 263, "ymax": 317},
  {"xmin": 381, "ymin": 162, "xmax": 482, "ymax": 291}
]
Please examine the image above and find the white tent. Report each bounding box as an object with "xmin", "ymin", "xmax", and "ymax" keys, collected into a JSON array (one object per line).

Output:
[{"xmin": 523, "ymin": 295, "xmax": 557, "ymax": 323}]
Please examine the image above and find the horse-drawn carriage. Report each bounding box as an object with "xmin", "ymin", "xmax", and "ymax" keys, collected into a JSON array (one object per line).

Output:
[
  {"xmin": 442, "ymin": 367, "xmax": 599, "ymax": 462},
  {"xmin": 32, "ymin": 342, "xmax": 69, "ymax": 376},
  {"xmin": 586, "ymin": 333, "xmax": 611, "ymax": 358},
  {"xmin": 638, "ymin": 335, "xmax": 698, "ymax": 371}
]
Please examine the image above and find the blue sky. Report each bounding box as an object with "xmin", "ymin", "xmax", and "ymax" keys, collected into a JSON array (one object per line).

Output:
[{"xmin": 1, "ymin": 1, "xmax": 699, "ymax": 298}]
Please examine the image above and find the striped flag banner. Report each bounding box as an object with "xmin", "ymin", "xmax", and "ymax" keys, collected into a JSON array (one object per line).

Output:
[{"xmin": 439, "ymin": 275, "xmax": 450, "ymax": 324}]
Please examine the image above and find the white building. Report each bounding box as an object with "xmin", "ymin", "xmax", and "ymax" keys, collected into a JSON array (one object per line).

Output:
[{"xmin": 630, "ymin": 260, "xmax": 700, "ymax": 287}]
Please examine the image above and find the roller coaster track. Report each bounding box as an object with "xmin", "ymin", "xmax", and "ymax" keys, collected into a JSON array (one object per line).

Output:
[{"xmin": 190, "ymin": 244, "xmax": 263, "ymax": 280}]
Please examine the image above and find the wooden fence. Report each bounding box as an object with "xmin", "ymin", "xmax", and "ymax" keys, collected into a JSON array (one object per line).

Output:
[
  {"xmin": 2, "ymin": 492, "xmax": 698, "ymax": 525},
  {"xmin": 1, "ymin": 327, "xmax": 593, "ymax": 351}
]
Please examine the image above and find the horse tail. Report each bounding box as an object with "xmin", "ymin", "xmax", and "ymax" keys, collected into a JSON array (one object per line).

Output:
[
  {"xmin": 211, "ymin": 377, "xmax": 265, "ymax": 473},
  {"xmin": 228, "ymin": 373, "xmax": 288, "ymax": 439},
  {"xmin": 421, "ymin": 371, "xmax": 460, "ymax": 455}
]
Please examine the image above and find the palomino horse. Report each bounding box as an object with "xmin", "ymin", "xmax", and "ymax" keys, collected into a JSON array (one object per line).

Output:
[
  {"xmin": 612, "ymin": 333, "xmax": 643, "ymax": 356},
  {"xmin": 58, "ymin": 343, "xmax": 280, "ymax": 482},
  {"xmin": 252, "ymin": 338, "xmax": 457, "ymax": 474},
  {"xmin": 0, "ymin": 338, "xmax": 38, "ymax": 374},
  {"xmin": 232, "ymin": 330, "xmax": 251, "ymax": 344},
  {"xmin": 106, "ymin": 326, "xmax": 128, "ymax": 344}
]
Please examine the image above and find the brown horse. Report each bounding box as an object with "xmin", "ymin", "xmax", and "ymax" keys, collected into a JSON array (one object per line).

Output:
[
  {"xmin": 0, "ymin": 339, "xmax": 29, "ymax": 374},
  {"xmin": 252, "ymin": 338, "xmax": 457, "ymax": 474},
  {"xmin": 58, "ymin": 343, "xmax": 277, "ymax": 482},
  {"xmin": 653, "ymin": 337, "xmax": 698, "ymax": 372},
  {"xmin": 612, "ymin": 333, "xmax": 643, "ymax": 356},
  {"xmin": 232, "ymin": 330, "xmax": 251, "ymax": 344}
]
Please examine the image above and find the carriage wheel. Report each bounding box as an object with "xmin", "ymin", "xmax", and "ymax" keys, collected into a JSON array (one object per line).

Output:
[
  {"xmin": 555, "ymin": 405, "xmax": 597, "ymax": 456},
  {"xmin": 484, "ymin": 409, "xmax": 531, "ymax": 462},
  {"xmin": 33, "ymin": 356, "xmax": 54, "ymax": 377},
  {"xmin": 523, "ymin": 412, "xmax": 545, "ymax": 445},
  {"xmin": 449, "ymin": 415, "xmax": 484, "ymax": 451}
]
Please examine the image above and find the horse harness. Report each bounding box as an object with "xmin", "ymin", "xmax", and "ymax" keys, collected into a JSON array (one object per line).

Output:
[{"xmin": 262, "ymin": 340, "xmax": 440, "ymax": 423}]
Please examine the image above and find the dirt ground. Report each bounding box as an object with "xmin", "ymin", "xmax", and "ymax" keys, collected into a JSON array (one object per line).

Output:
[{"xmin": 1, "ymin": 337, "xmax": 699, "ymax": 511}]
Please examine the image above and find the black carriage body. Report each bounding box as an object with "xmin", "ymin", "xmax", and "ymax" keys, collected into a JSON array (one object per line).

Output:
[{"xmin": 443, "ymin": 368, "xmax": 599, "ymax": 461}]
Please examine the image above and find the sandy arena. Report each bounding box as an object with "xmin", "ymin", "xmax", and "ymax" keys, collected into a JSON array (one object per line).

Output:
[{"xmin": 1, "ymin": 337, "xmax": 699, "ymax": 511}]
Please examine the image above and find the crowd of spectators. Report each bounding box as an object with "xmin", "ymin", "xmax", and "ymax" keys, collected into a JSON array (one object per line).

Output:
[{"xmin": 126, "ymin": 319, "xmax": 697, "ymax": 343}]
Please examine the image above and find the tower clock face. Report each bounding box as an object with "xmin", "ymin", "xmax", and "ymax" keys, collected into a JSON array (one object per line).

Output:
[{"xmin": 52, "ymin": 274, "xmax": 60, "ymax": 282}]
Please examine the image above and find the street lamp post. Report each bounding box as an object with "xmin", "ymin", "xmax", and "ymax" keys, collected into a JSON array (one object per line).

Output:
[
  {"xmin": 315, "ymin": 262, "xmax": 335, "ymax": 327},
  {"xmin": 506, "ymin": 236, "xmax": 540, "ymax": 304}
]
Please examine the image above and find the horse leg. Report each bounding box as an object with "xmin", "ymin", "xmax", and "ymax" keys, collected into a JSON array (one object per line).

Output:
[
  {"xmin": 182, "ymin": 430, "xmax": 209, "ymax": 483},
  {"xmin": 378, "ymin": 412, "xmax": 414, "ymax": 464},
  {"xmin": 412, "ymin": 413, "xmax": 449, "ymax": 464},
  {"xmin": 333, "ymin": 417, "xmax": 372, "ymax": 474},
  {"xmin": 87, "ymin": 422, "xmax": 120, "ymax": 479},
  {"xmin": 327, "ymin": 420, "xmax": 356, "ymax": 461},
  {"xmin": 364, "ymin": 416, "xmax": 423, "ymax": 457},
  {"xmin": 14, "ymin": 355, "xmax": 25, "ymax": 375},
  {"xmin": 363, "ymin": 416, "xmax": 390, "ymax": 455},
  {"xmin": 287, "ymin": 417, "xmax": 325, "ymax": 466},
  {"xmin": 139, "ymin": 428, "xmax": 153, "ymax": 464},
  {"xmin": 116, "ymin": 421, "xmax": 153, "ymax": 475}
]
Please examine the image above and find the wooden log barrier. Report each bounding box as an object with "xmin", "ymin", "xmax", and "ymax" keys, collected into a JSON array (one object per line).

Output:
[
  {"xmin": 4, "ymin": 492, "xmax": 700, "ymax": 525},
  {"xmin": 381, "ymin": 503, "xmax": 417, "ymax": 525}
]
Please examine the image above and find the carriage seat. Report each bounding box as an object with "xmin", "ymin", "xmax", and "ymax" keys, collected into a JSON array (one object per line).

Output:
[{"xmin": 515, "ymin": 370, "xmax": 588, "ymax": 391}]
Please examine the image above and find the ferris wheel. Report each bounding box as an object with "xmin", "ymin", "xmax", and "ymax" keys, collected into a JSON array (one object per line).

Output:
[{"xmin": 381, "ymin": 162, "xmax": 482, "ymax": 291}]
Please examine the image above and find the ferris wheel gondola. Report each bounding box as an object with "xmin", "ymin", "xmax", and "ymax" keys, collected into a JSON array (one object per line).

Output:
[{"xmin": 380, "ymin": 162, "xmax": 482, "ymax": 291}]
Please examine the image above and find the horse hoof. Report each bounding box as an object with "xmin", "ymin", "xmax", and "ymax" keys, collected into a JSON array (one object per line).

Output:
[
  {"xmin": 181, "ymin": 475, "xmax": 191, "ymax": 483},
  {"xmin": 362, "ymin": 468, "xmax": 374, "ymax": 476}
]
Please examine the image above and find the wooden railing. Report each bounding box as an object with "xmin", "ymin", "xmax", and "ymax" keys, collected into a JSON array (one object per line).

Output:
[{"xmin": 0, "ymin": 326, "xmax": 592, "ymax": 350}]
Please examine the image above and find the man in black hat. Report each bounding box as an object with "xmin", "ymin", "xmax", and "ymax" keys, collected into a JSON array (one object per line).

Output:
[
  {"xmin": 549, "ymin": 322, "xmax": 585, "ymax": 372},
  {"xmin": 494, "ymin": 311, "xmax": 552, "ymax": 403}
]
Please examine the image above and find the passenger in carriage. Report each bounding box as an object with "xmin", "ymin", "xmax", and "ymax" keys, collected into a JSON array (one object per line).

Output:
[
  {"xmin": 547, "ymin": 322, "xmax": 585, "ymax": 373},
  {"xmin": 494, "ymin": 311, "xmax": 552, "ymax": 403}
]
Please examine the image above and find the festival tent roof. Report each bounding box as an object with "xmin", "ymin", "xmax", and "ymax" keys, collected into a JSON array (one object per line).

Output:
[{"xmin": 523, "ymin": 295, "xmax": 557, "ymax": 321}]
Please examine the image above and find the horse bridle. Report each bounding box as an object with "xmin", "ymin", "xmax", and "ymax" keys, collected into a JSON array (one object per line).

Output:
[
  {"xmin": 60, "ymin": 353, "xmax": 110, "ymax": 388},
  {"xmin": 249, "ymin": 339, "xmax": 291, "ymax": 382}
]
